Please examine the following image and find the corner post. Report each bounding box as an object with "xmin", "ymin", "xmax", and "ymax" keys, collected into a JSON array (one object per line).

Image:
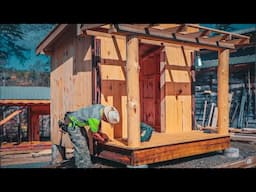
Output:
[
  {"xmin": 126, "ymin": 36, "xmax": 140, "ymax": 147},
  {"xmin": 217, "ymin": 49, "xmax": 230, "ymax": 134}
]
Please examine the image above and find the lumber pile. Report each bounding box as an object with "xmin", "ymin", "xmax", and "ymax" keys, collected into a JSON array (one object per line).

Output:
[
  {"xmin": 195, "ymin": 65, "xmax": 256, "ymax": 129},
  {"xmin": 0, "ymin": 109, "xmax": 23, "ymax": 126},
  {"xmin": 230, "ymin": 128, "xmax": 256, "ymax": 143},
  {"xmin": 215, "ymin": 156, "xmax": 256, "ymax": 168},
  {"xmin": 199, "ymin": 126, "xmax": 256, "ymax": 143}
]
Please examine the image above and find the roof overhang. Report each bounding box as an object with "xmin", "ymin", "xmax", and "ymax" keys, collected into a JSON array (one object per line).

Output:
[
  {"xmin": 36, "ymin": 24, "xmax": 69, "ymax": 55},
  {"xmin": 81, "ymin": 24, "xmax": 250, "ymax": 51},
  {"xmin": 36, "ymin": 24, "xmax": 104, "ymax": 55},
  {"xmin": 36, "ymin": 24, "xmax": 250, "ymax": 54}
]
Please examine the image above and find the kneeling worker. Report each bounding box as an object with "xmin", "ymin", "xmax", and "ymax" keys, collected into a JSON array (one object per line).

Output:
[{"xmin": 58, "ymin": 104, "xmax": 120, "ymax": 168}]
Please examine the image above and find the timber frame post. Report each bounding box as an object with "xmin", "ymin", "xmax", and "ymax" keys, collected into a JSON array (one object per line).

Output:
[
  {"xmin": 217, "ymin": 49, "xmax": 230, "ymax": 134},
  {"xmin": 126, "ymin": 36, "xmax": 141, "ymax": 147}
]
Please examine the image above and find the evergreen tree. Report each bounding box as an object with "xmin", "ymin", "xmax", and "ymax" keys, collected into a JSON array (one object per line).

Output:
[
  {"xmin": 0, "ymin": 24, "xmax": 28, "ymax": 66},
  {"xmin": 215, "ymin": 24, "xmax": 234, "ymax": 31}
]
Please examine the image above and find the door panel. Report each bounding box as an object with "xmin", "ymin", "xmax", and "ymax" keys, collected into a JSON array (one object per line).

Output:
[{"xmin": 139, "ymin": 44, "xmax": 161, "ymax": 131}]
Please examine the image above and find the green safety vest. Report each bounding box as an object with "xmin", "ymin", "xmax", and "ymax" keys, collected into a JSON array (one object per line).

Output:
[{"xmin": 68, "ymin": 116, "xmax": 101, "ymax": 133}]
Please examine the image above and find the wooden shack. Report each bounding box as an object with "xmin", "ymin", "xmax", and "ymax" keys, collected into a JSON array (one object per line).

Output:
[
  {"xmin": 36, "ymin": 24, "xmax": 250, "ymax": 166},
  {"xmin": 0, "ymin": 86, "xmax": 50, "ymax": 142}
]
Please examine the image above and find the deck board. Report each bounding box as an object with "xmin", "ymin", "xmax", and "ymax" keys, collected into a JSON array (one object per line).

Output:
[
  {"xmin": 105, "ymin": 131, "xmax": 229, "ymax": 150},
  {"xmin": 97, "ymin": 131, "xmax": 230, "ymax": 166}
]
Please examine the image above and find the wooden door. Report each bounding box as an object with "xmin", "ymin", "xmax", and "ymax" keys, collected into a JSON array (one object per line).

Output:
[{"xmin": 140, "ymin": 51, "xmax": 160, "ymax": 131}]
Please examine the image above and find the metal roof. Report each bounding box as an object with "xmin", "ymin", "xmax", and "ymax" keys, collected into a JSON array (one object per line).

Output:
[{"xmin": 0, "ymin": 86, "xmax": 50, "ymax": 100}]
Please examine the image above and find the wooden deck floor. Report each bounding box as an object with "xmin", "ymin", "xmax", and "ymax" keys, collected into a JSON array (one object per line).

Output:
[
  {"xmin": 106, "ymin": 131, "xmax": 229, "ymax": 150},
  {"xmin": 97, "ymin": 131, "xmax": 230, "ymax": 166}
]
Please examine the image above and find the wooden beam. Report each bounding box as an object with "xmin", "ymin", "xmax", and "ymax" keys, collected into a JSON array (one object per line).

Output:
[
  {"xmin": 230, "ymin": 134, "xmax": 256, "ymax": 143},
  {"xmin": 164, "ymin": 24, "xmax": 186, "ymax": 33},
  {"xmin": 17, "ymin": 111, "xmax": 22, "ymax": 144},
  {"xmin": 226, "ymin": 38, "xmax": 250, "ymax": 45},
  {"xmin": 0, "ymin": 109, "xmax": 23, "ymax": 126},
  {"xmin": 217, "ymin": 49, "xmax": 230, "ymax": 134},
  {"xmin": 85, "ymin": 29, "xmax": 220, "ymax": 51},
  {"xmin": 133, "ymin": 136, "xmax": 230, "ymax": 166},
  {"xmin": 184, "ymin": 30, "xmax": 211, "ymax": 38},
  {"xmin": 29, "ymin": 113, "xmax": 40, "ymax": 141},
  {"xmin": 196, "ymin": 36, "xmax": 235, "ymax": 49},
  {"xmin": 206, "ymin": 34, "xmax": 230, "ymax": 42},
  {"xmin": 126, "ymin": 36, "xmax": 140, "ymax": 147},
  {"xmin": 140, "ymin": 36, "xmax": 223, "ymax": 51},
  {"xmin": 0, "ymin": 100, "xmax": 50, "ymax": 105},
  {"xmin": 114, "ymin": 24, "xmax": 238, "ymax": 49},
  {"xmin": 98, "ymin": 135, "xmax": 230, "ymax": 166},
  {"xmin": 136, "ymin": 24, "xmax": 159, "ymax": 28},
  {"xmin": 164, "ymin": 65, "xmax": 191, "ymax": 71},
  {"xmin": 80, "ymin": 24, "xmax": 105, "ymax": 30},
  {"xmin": 84, "ymin": 29, "xmax": 126, "ymax": 39},
  {"xmin": 215, "ymin": 156, "xmax": 256, "ymax": 168},
  {"xmin": 83, "ymin": 24, "xmax": 250, "ymax": 50},
  {"xmin": 186, "ymin": 24, "xmax": 250, "ymax": 39}
]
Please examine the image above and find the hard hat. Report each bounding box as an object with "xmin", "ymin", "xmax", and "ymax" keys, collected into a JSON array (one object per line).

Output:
[{"xmin": 103, "ymin": 106, "xmax": 120, "ymax": 124}]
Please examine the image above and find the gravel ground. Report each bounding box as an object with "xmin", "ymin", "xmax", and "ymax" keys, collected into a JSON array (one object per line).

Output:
[
  {"xmin": 56, "ymin": 141, "xmax": 256, "ymax": 168},
  {"xmin": 149, "ymin": 141, "xmax": 256, "ymax": 168},
  {"xmin": 2, "ymin": 141, "xmax": 256, "ymax": 168}
]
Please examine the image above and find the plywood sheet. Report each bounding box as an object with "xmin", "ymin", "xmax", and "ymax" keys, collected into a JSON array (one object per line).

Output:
[
  {"xmin": 99, "ymin": 36, "xmax": 127, "ymax": 139},
  {"xmin": 51, "ymin": 25, "xmax": 92, "ymax": 148},
  {"xmin": 162, "ymin": 45, "xmax": 195, "ymax": 134}
]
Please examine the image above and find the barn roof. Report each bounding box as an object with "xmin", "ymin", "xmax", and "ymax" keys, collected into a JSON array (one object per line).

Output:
[{"xmin": 0, "ymin": 86, "xmax": 50, "ymax": 105}]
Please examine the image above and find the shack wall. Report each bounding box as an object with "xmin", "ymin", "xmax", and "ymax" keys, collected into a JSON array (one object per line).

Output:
[{"xmin": 51, "ymin": 25, "xmax": 92, "ymax": 147}]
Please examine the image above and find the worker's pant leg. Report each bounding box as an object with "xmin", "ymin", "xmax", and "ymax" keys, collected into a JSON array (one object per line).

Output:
[{"xmin": 67, "ymin": 125, "xmax": 92, "ymax": 168}]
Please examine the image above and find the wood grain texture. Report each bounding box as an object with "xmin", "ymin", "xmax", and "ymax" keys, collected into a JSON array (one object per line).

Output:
[
  {"xmin": 132, "ymin": 137, "xmax": 229, "ymax": 166},
  {"xmin": 99, "ymin": 35, "xmax": 127, "ymax": 140},
  {"xmin": 218, "ymin": 49, "xmax": 230, "ymax": 134},
  {"xmin": 51, "ymin": 25, "xmax": 92, "ymax": 148},
  {"xmin": 126, "ymin": 36, "xmax": 140, "ymax": 147},
  {"xmin": 162, "ymin": 45, "xmax": 195, "ymax": 134},
  {"xmin": 98, "ymin": 132, "xmax": 230, "ymax": 166}
]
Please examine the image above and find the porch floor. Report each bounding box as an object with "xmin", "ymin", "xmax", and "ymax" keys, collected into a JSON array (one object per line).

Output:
[
  {"xmin": 97, "ymin": 131, "xmax": 230, "ymax": 166},
  {"xmin": 106, "ymin": 131, "xmax": 229, "ymax": 150}
]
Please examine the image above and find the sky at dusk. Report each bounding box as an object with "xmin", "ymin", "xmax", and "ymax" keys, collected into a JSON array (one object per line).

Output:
[{"xmin": 3, "ymin": 24, "xmax": 256, "ymax": 72}]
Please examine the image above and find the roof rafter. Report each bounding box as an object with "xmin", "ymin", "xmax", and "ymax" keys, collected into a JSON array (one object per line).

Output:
[
  {"xmin": 108, "ymin": 24, "xmax": 239, "ymax": 49},
  {"xmin": 163, "ymin": 24, "xmax": 187, "ymax": 33}
]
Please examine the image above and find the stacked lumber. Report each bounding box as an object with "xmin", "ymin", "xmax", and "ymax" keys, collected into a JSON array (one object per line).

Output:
[
  {"xmin": 197, "ymin": 126, "xmax": 256, "ymax": 143},
  {"xmin": 215, "ymin": 156, "xmax": 256, "ymax": 168},
  {"xmin": 195, "ymin": 63, "xmax": 256, "ymax": 129},
  {"xmin": 230, "ymin": 128, "xmax": 256, "ymax": 143}
]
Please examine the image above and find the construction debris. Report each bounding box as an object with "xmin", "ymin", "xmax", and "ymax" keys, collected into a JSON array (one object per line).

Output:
[
  {"xmin": 224, "ymin": 147, "xmax": 239, "ymax": 158},
  {"xmin": 230, "ymin": 133, "xmax": 256, "ymax": 143},
  {"xmin": 0, "ymin": 109, "xmax": 23, "ymax": 126},
  {"xmin": 215, "ymin": 156, "xmax": 256, "ymax": 168}
]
